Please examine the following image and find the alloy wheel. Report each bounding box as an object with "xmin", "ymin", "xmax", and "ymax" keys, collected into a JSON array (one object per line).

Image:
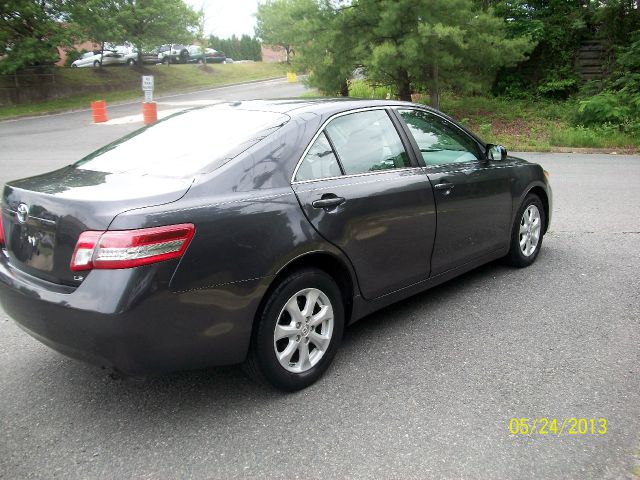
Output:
[
  {"xmin": 519, "ymin": 204, "xmax": 541, "ymax": 257},
  {"xmin": 273, "ymin": 288, "xmax": 334, "ymax": 373}
]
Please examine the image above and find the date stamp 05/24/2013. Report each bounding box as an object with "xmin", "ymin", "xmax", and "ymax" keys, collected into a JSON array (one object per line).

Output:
[{"xmin": 509, "ymin": 417, "xmax": 607, "ymax": 436}]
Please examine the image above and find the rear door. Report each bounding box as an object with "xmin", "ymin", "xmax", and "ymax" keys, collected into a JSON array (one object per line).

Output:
[
  {"xmin": 394, "ymin": 108, "xmax": 513, "ymax": 276},
  {"xmin": 292, "ymin": 108, "xmax": 437, "ymax": 300}
]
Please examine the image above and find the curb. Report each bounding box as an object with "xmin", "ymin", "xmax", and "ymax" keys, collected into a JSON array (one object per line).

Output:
[{"xmin": 514, "ymin": 147, "xmax": 639, "ymax": 155}]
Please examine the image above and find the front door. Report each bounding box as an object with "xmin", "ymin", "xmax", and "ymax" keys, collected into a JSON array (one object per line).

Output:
[
  {"xmin": 292, "ymin": 109, "xmax": 437, "ymax": 300},
  {"xmin": 395, "ymin": 108, "xmax": 513, "ymax": 276}
]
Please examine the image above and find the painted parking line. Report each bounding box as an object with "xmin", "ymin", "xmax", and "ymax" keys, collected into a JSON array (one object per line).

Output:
[
  {"xmin": 157, "ymin": 100, "xmax": 223, "ymax": 107},
  {"xmin": 97, "ymin": 100, "xmax": 223, "ymax": 125},
  {"xmin": 98, "ymin": 108, "xmax": 180, "ymax": 125}
]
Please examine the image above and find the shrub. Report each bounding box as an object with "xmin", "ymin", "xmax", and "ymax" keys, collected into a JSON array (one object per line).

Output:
[
  {"xmin": 64, "ymin": 49, "xmax": 87, "ymax": 67},
  {"xmin": 537, "ymin": 77, "xmax": 579, "ymax": 99},
  {"xmin": 576, "ymin": 91, "xmax": 640, "ymax": 130},
  {"xmin": 348, "ymin": 80, "xmax": 392, "ymax": 99}
]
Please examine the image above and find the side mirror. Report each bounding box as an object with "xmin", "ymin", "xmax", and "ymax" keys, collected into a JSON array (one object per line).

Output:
[{"xmin": 486, "ymin": 144, "xmax": 507, "ymax": 162}]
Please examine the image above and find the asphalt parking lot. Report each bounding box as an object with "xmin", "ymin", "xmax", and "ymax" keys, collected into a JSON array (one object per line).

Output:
[{"xmin": 0, "ymin": 85, "xmax": 639, "ymax": 479}]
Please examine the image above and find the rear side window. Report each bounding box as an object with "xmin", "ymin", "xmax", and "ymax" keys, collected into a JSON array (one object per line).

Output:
[
  {"xmin": 295, "ymin": 132, "xmax": 342, "ymax": 182},
  {"xmin": 325, "ymin": 110, "xmax": 410, "ymax": 175},
  {"xmin": 398, "ymin": 109, "xmax": 480, "ymax": 166}
]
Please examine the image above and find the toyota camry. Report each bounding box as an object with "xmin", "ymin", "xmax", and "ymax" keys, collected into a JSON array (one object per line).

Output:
[{"xmin": 0, "ymin": 99, "xmax": 552, "ymax": 390}]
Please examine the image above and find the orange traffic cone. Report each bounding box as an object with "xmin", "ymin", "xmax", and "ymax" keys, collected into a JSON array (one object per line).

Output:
[
  {"xmin": 91, "ymin": 100, "xmax": 108, "ymax": 123},
  {"xmin": 142, "ymin": 102, "xmax": 157, "ymax": 125}
]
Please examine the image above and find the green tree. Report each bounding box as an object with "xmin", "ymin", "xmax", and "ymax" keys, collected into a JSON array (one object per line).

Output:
[
  {"xmin": 69, "ymin": 0, "xmax": 127, "ymax": 68},
  {"xmin": 256, "ymin": 0, "xmax": 532, "ymax": 106},
  {"xmin": 0, "ymin": 0, "xmax": 76, "ymax": 73},
  {"xmin": 116, "ymin": 0, "xmax": 200, "ymax": 65},
  {"xmin": 291, "ymin": 1, "xmax": 360, "ymax": 96},
  {"xmin": 354, "ymin": 0, "xmax": 534, "ymax": 106},
  {"xmin": 486, "ymin": 0, "xmax": 596, "ymax": 97},
  {"xmin": 255, "ymin": 0, "xmax": 316, "ymax": 63},
  {"xmin": 209, "ymin": 34, "xmax": 262, "ymax": 60},
  {"xmin": 594, "ymin": 0, "xmax": 640, "ymax": 47}
]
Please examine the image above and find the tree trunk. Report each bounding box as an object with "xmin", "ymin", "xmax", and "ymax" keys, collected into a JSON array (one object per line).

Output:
[
  {"xmin": 136, "ymin": 43, "xmax": 143, "ymax": 69},
  {"xmin": 99, "ymin": 41, "xmax": 104, "ymax": 69},
  {"xmin": 397, "ymin": 68, "xmax": 411, "ymax": 101},
  {"xmin": 429, "ymin": 62, "xmax": 440, "ymax": 110},
  {"xmin": 340, "ymin": 79, "xmax": 349, "ymax": 97}
]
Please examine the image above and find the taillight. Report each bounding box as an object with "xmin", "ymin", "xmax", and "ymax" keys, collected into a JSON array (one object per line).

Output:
[{"xmin": 71, "ymin": 223, "xmax": 195, "ymax": 271}]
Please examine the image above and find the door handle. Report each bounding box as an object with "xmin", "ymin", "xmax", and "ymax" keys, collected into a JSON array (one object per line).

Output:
[
  {"xmin": 434, "ymin": 182, "xmax": 455, "ymax": 191},
  {"xmin": 312, "ymin": 195, "xmax": 346, "ymax": 209}
]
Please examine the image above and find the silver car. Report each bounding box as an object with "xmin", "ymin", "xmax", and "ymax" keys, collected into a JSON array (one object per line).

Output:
[{"xmin": 71, "ymin": 50, "xmax": 123, "ymax": 68}]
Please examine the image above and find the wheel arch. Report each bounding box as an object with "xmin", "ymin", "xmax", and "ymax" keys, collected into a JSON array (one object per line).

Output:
[
  {"xmin": 526, "ymin": 185, "xmax": 550, "ymax": 233},
  {"xmin": 251, "ymin": 251, "xmax": 357, "ymax": 343}
]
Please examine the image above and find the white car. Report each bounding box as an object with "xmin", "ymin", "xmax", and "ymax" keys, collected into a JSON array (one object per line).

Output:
[
  {"xmin": 71, "ymin": 50, "xmax": 123, "ymax": 68},
  {"xmin": 112, "ymin": 46, "xmax": 138, "ymax": 66}
]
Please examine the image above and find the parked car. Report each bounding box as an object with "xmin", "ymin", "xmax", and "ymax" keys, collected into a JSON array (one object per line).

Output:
[
  {"xmin": 136, "ymin": 48, "xmax": 161, "ymax": 65},
  {"xmin": 71, "ymin": 50, "xmax": 122, "ymax": 68},
  {"xmin": 158, "ymin": 44, "xmax": 189, "ymax": 64},
  {"xmin": 187, "ymin": 46, "xmax": 226, "ymax": 64},
  {"xmin": 112, "ymin": 45, "xmax": 138, "ymax": 66},
  {"xmin": 0, "ymin": 100, "xmax": 552, "ymax": 391}
]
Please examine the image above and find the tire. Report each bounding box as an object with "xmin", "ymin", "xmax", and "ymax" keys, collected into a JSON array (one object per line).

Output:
[
  {"xmin": 244, "ymin": 268, "xmax": 345, "ymax": 391},
  {"xmin": 127, "ymin": 58, "xmax": 136, "ymax": 66},
  {"xmin": 71, "ymin": 64, "xmax": 78, "ymax": 68},
  {"xmin": 504, "ymin": 193, "xmax": 546, "ymax": 267},
  {"xmin": 162, "ymin": 57, "xmax": 170, "ymax": 65},
  {"xmin": 93, "ymin": 60, "xmax": 101, "ymax": 68}
]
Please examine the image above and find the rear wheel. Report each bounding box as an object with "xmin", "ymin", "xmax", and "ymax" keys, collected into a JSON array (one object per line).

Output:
[
  {"xmin": 504, "ymin": 193, "xmax": 546, "ymax": 267},
  {"xmin": 93, "ymin": 60, "xmax": 101, "ymax": 68},
  {"xmin": 127, "ymin": 58, "xmax": 136, "ymax": 66},
  {"xmin": 244, "ymin": 268, "xmax": 344, "ymax": 391}
]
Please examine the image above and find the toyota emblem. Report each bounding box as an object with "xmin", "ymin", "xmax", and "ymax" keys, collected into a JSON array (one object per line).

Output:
[{"xmin": 16, "ymin": 203, "xmax": 29, "ymax": 224}]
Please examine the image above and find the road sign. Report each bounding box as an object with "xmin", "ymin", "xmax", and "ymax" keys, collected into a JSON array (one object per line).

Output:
[
  {"xmin": 142, "ymin": 75, "xmax": 154, "ymax": 91},
  {"xmin": 144, "ymin": 90, "xmax": 153, "ymax": 102}
]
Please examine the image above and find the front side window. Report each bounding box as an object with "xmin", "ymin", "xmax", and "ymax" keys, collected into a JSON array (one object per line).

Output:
[
  {"xmin": 398, "ymin": 109, "xmax": 480, "ymax": 166},
  {"xmin": 295, "ymin": 132, "xmax": 342, "ymax": 182},
  {"xmin": 325, "ymin": 110, "xmax": 410, "ymax": 175}
]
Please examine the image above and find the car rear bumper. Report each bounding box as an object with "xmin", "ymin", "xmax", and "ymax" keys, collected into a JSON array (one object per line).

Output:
[{"xmin": 0, "ymin": 254, "xmax": 266, "ymax": 375}]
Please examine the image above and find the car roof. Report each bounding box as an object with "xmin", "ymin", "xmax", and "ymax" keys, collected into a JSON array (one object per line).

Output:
[
  {"xmin": 226, "ymin": 98, "xmax": 424, "ymax": 117},
  {"xmin": 173, "ymin": 99, "xmax": 484, "ymax": 145}
]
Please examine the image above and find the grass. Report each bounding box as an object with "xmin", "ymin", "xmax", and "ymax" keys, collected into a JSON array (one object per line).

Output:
[
  {"xmin": 440, "ymin": 94, "xmax": 639, "ymax": 151},
  {"xmin": 346, "ymin": 80, "xmax": 639, "ymax": 151},
  {"xmin": 0, "ymin": 62, "xmax": 288, "ymax": 119}
]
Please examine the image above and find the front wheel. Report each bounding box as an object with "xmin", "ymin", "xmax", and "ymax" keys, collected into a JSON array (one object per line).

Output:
[
  {"xmin": 244, "ymin": 268, "xmax": 344, "ymax": 391},
  {"xmin": 504, "ymin": 193, "xmax": 546, "ymax": 267}
]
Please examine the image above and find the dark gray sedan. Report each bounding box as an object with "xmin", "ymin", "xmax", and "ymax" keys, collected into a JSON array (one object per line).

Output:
[{"xmin": 0, "ymin": 100, "xmax": 551, "ymax": 390}]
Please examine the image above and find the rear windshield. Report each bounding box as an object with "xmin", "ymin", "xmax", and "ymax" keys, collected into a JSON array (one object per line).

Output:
[{"xmin": 75, "ymin": 106, "xmax": 289, "ymax": 178}]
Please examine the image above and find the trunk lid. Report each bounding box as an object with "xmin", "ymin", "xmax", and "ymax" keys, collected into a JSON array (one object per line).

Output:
[{"xmin": 1, "ymin": 166, "xmax": 192, "ymax": 286}]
